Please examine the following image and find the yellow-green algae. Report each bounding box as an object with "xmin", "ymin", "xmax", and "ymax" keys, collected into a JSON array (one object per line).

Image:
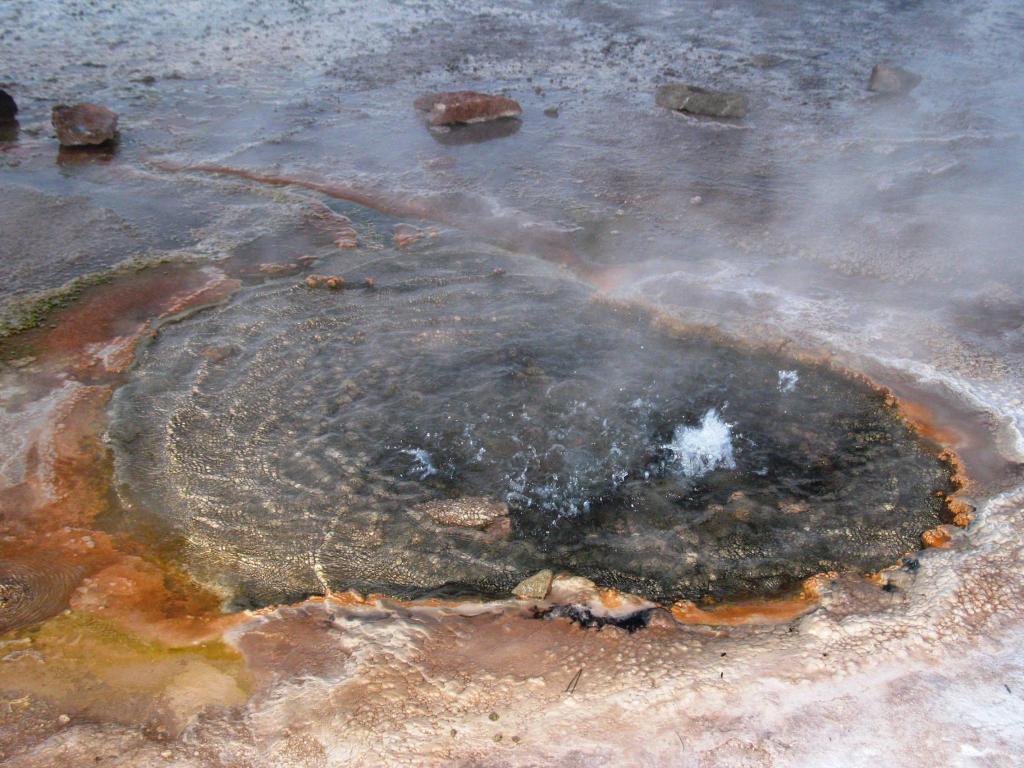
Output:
[{"xmin": 0, "ymin": 611, "xmax": 249, "ymax": 730}]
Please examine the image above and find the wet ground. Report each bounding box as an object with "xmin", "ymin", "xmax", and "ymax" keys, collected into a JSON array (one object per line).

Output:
[{"xmin": 2, "ymin": 1, "xmax": 1024, "ymax": 766}]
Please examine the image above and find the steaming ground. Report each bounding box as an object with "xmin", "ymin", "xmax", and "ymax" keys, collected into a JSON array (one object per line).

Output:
[{"xmin": 2, "ymin": 0, "xmax": 1024, "ymax": 766}]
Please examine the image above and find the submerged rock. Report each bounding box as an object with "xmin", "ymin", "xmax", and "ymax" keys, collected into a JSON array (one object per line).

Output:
[
  {"xmin": 512, "ymin": 569, "xmax": 553, "ymax": 600},
  {"xmin": 0, "ymin": 89, "xmax": 17, "ymax": 122},
  {"xmin": 51, "ymin": 103, "xmax": 118, "ymax": 146},
  {"xmin": 414, "ymin": 91, "xmax": 522, "ymax": 126},
  {"xmin": 417, "ymin": 497, "xmax": 509, "ymax": 528},
  {"xmin": 750, "ymin": 53, "xmax": 784, "ymax": 69},
  {"xmin": 867, "ymin": 63, "xmax": 921, "ymax": 95},
  {"xmin": 656, "ymin": 83, "xmax": 748, "ymax": 118}
]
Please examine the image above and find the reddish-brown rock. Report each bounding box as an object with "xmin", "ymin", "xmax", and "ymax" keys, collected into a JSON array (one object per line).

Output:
[
  {"xmin": 51, "ymin": 103, "xmax": 119, "ymax": 146},
  {"xmin": 414, "ymin": 91, "xmax": 522, "ymax": 126}
]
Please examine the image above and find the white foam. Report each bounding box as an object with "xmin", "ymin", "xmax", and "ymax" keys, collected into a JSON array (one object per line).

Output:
[
  {"xmin": 401, "ymin": 448, "xmax": 438, "ymax": 479},
  {"xmin": 663, "ymin": 408, "xmax": 737, "ymax": 478},
  {"xmin": 778, "ymin": 369, "xmax": 799, "ymax": 392}
]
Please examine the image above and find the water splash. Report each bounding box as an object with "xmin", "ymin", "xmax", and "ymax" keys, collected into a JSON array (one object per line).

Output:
[{"xmin": 662, "ymin": 409, "xmax": 737, "ymax": 478}]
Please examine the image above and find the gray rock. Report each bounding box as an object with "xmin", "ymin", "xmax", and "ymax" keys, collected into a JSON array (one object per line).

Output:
[
  {"xmin": 655, "ymin": 83, "xmax": 748, "ymax": 118},
  {"xmin": 512, "ymin": 569, "xmax": 554, "ymax": 600},
  {"xmin": 750, "ymin": 53, "xmax": 784, "ymax": 69},
  {"xmin": 867, "ymin": 63, "xmax": 921, "ymax": 95},
  {"xmin": 51, "ymin": 103, "xmax": 118, "ymax": 146},
  {"xmin": 0, "ymin": 89, "xmax": 17, "ymax": 122},
  {"xmin": 543, "ymin": 105, "xmax": 559, "ymax": 118}
]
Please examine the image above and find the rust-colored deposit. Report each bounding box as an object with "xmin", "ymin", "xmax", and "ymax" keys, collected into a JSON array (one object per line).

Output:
[
  {"xmin": 151, "ymin": 160, "xmax": 586, "ymax": 272},
  {"xmin": 670, "ymin": 576, "xmax": 829, "ymax": 626},
  {"xmin": 0, "ymin": 266, "xmax": 244, "ymax": 646}
]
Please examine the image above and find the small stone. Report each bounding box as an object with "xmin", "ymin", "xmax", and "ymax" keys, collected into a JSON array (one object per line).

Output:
[
  {"xmin": 414, "ymin": 91, "xmax": 522, "ymax": 126},
  {"xmin": 512, "ymin": 569, "xmax": 554, "ymax": 600},
  {"xmin": 418, "ymin": 497, "xmax": 509, "ymax": 528},
  {"xmin": 543, "ymin": 105, "xmax": 559, "ymax": 118},
  {"xmin": 690, "ymin": 195, "xmax": 703, "ymax": 205},
  {"xmin": 488, "ymin": 711, "xmax": 499, "ymax": 721},
  {"xmin": 0, "ymin": 89, "xmax": 17, "ymax": 122},
  {"xmin": 750, "ymin": 53, "xmax": 784, "ymax": 69},
  {"xmin": 305, "ymin": 275, "xmax": 325, "ymax": 289},
  {"xmin": 921, "ymin": 526, "xmax": 952, "ymax": 549},
  {"xmin": 867, "ymin": 63, "xmax": 921, "ymax": 95},
  {"xmin": 325, "ymin": 276, "xmax": 344, "ymax": 290},
  {"xmin": 655, "ymin": 84, "xmax": 748, "ymax": 118},
  {"xmin": 161, "ymin": 750, "xmax": 172, "ymax": 759},
  {"xmin": 51, "ymin": 103, "xmax": 119, "ymax": 146},
  {"xmin": 57, "ymin": 714, "xmax": 70, "ymax": 725},
  {"xmin": 334, "ymin": 231, "xmax": 358, "ymax": 249},
  {"xmin": 394, "ymin": 223, "xmax": 426, "ymax": 248}
]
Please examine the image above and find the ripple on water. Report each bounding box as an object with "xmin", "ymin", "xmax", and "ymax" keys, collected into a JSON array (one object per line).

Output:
[
  {"xmin": 0, "ymin": 559, "xmax": 83, "ymax": 634},
  {"xmin": 108, "ymin": 244, "xmax": 955, "ymax": 607}
]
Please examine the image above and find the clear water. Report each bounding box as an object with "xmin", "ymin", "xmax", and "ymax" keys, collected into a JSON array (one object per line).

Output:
[{"xmin": 109, "ymin": 237, "xmax": 953, "ymax": 606}]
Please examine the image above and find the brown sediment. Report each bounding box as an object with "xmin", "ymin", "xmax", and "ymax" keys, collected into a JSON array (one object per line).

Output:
[
  {"xmin": 258, "ymin": 262, "xmax": 301, "ymax": 276},
  {"xmin": 306, "ymin": 198, "xmax": 358, "ymax": 248},
  {"xmin": 393, "ymin": 222, "xmax": 436, "ymax": 248},
  {"xmin": 150, "ymin": 160, "xmax": 587, "ymax": 272},
  {"xmin": 0, "ymin": 263, "xmax": 238, "ymax": 379}
]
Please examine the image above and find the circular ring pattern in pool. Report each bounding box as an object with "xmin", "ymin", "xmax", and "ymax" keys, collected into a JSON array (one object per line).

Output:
[{"xmin": 109, "ymin": 247, "xmax": 954, "ymax": 607}]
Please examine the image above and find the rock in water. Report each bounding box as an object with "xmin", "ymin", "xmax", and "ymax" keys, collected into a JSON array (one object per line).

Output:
[
  {"xmin": 0, "ymin": 89, "xmax": 17, "ymax": 122},
  {"xmin": 416, "ymin": 497, "xmax": 510, "ymax": 528},
  {"xmin": 867, "ymin": 63, "xmax": 921, "ymax": 95},
  {"xmin": 512, "ymin": 569, "xmax": 554, "ymax": 600},
  {"xmin": 414, "ymin": 91, "xmax": 522, "ymax": 126},
  {"xmin": 51, "ymin": 103, "xmax": 118, "ymax": 146},
  {"xmin": 656, "ymin": 83, "xmax": 748, "ymax": 118}
]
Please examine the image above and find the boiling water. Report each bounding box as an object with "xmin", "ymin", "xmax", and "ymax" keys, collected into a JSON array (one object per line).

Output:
[{"xmin": 110, "ymin": 240, "xmax": 953, "ymax": 606}]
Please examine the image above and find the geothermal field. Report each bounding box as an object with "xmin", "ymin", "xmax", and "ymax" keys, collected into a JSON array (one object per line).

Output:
[{"xmin": 1, "ymin": 1, "xmax": 1023, "ymax": 766}]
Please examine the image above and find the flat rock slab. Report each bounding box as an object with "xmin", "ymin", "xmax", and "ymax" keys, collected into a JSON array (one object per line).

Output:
[
  {"xmin": 512, "ymin": 569, "xmax": 553, "ymax": 600},
  {"xmin": 51, "ymin": 103, "xmax": 118, "ymax": 146},
  {"xmin": 414, "ymin": 91, "xmax": 522, "ymax": 126},
  {"xmin": 868, "ymin": 63, "xmax": 921, "ymax": 95},
  {"xmin": 416, "ymin": 497, "xmax": 510, "ymax": 528},
  {"xmin": 0, "ymin": 90, "xmax": 17, "ymax": 122},
  {"xmin": 656, "ymin": 83, "xmax": 748, "ymax": 118}
]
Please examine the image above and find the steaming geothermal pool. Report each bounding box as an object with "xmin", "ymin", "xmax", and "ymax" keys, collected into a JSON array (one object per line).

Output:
[
  {"xmin": 110, "ymin": 243, "xmax": 955, "ymax": 607},
  {"xmin": 2, "ymin": 0, "xmax": 1023, "ymax": 765}
]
